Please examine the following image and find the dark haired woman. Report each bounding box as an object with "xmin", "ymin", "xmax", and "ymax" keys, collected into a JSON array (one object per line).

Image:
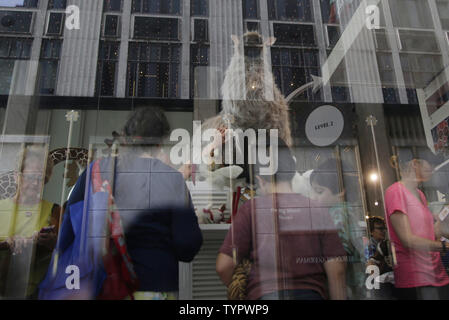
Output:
[
  {"xmin": 385, "ymin": 154, "xmax": 449, "ymax": 299},
  {"xmin": 64, "ymin": 107, "xmax": 203, "ymax": 300}
]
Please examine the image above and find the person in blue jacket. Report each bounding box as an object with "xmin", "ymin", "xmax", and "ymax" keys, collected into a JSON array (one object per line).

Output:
[{"xmin": 66, "ymin": 107, "xmax": 203, "ymax": 300}]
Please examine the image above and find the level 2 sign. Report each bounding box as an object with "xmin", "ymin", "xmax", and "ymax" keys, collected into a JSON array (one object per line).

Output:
[{"xmin": 305, "ymin": 105, "xmax": 344, "ymax": 147}]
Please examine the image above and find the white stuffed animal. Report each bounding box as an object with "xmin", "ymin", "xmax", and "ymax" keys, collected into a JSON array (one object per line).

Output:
[{"xmin": 291, "ymin": 170, "xmax": 314, "ymax": 198}]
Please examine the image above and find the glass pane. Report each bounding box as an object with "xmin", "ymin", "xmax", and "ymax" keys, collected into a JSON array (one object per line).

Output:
[
  {"xmin": 0, "ymin": 0, "xmax": 38, "ymax": 8},
  {"xmin": 0, "ymin": 11, "xmax": 33, "ymax": 33},
  {"xmin": 134, "ymin": 17, "xmax": 179, "ymax": 40},
  {"xmin": 191, "ymin": 0, "xmax": 208, "ymax": 16},
  {"xmin": 243, "ymin": 0, "xmax": 258, "ymax": 19},
  {"xmin": 47, "ymin": 12, "xmax": 63, "ymax": 35},
  {"xmin": 1, "ymin": 0, "xmax": 449, "ymax": 302},
  {"xmin": 390, "ymin": 0, "xmax": 433, "ymax": 29},
  {"xmin": 399, "ymin": 30, "xmax": 440, "ymax": 53},
  {"xmin": 104, "ymin": 15, "xmax": 119, "ymax": 37},
  {"xmin": 48, "ymin": 0, "xmax": 66, "ymax": 9},
  {"xmin": 38, "ymin": 60, "xmax": 58, "ymax": 94}
]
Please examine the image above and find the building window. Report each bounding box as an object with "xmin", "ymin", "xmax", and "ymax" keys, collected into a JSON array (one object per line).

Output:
[
  {"xmin": 373, "ymin": 29, "xmax": 390, "ymax": 51},
  {"xmin": 0, "ymin": 37, "xmax": 32, "ymax": 95},
  {"xmin": 47, "ymin": 12, "xmax": 64, "ymax": 35},
  {"xmin": 132, "ymin": 0, "xmax": 180, "ymax": 14},
  {"xmin": 96, "ymin": 41, "xmax": 119, "ymax": 96},
  {"xmin": 271, "ymin": 47, "xmax": 320, "ymax": 98},
  {"xmin": 390, "ymin": 0, "xmax": 433, "ymax": 29},
  {"xmin": 38, "ymin": 39, "xmax": 62, "ymax": 95},
  {"xmin": 103, "ymin": 15, "xmax": 120, "ymax": 37},
  {"xmin": 331, "ymin": 86, "xmax": 349, "ymax": 102},
  {"xmin": 401, "ymin": 53, "xmax": 444, "ymax": 89},
  {"xmin": 0, "ymin": 37, "xmax": 32, "ymax": 59},
  {"xmin": 382, "ymin": 87, "xmax": 400, "ymax": 104},
  {"xmin": 326, "ymin": 25, "xmax": 340, "ymax": 48},
  {"xmin": 193, "ymin": 19, "xmax": 208, "ymax": 42},
  {"xmin": 127, "ymin": 42, "xmax": 180, "ymax": 98},
  {"xmin": 268, "ymin": 0, "xmax": 313, "ymax": 22},
  {"xmin": 246, "ymin": 21, "xmax": 260, "ymax": 33},
  {"xmin": 243, "ymin": 0, "xmax": 258, "ymax": 19},
  {"xmin": 48, "ymin": 0, "xmax": 66, "ymax": 9},
  {"xmin": 0, "ymin": 11, "xmax": 33, "ymax": 33},
  {"xmin": 325, "ymin": 49, "xmax": 349, "ymax": 102},
  {"xmin": 191, "ymin": 0, "xmax": 208, "ymax": 16},
  {"xmin": 0, "ymin": 0, "xmax": 38, "ymax": 8},
  {"xmin": 377, "ymin": 53, "xmax": 400, "ymax": 104},
  {"xmin": 273, "ymin": 23, "xmax": 316, "ymax": 46},
  {"xmin": 133, "ymin": 17, "xmax": 179, "ymax": 40},
  {"xmin": 407, "ymin": 88, "xmax": 419, "ymax": 104},
  {"xmin": 104, "ymin": 0, "xmax": 122, "ymax": 12},
  {"xmin": 190, "ymin": 44, "xmax": 209, "ymax": 98},
  {"xmin": 320, "ymin": 0, "xmax": 334, "ymax": 24},
  {"xmin": 437, "ymin": 0, "xmax": 449, "ymax": 30},
  {"xmin": 398, "ymin": 30, "xmax": 440, "ymax": 53}
]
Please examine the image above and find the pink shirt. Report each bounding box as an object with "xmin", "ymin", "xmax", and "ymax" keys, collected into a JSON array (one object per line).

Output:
[{"xmin": 385, "ymin": 182, "xmax": 449, "ymax": 288}]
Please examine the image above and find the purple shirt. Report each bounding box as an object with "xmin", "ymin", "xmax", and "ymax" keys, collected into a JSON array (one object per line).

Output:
[{"xmin": 219, "ymin": 193, "xmax": 346, "ymax": 300}]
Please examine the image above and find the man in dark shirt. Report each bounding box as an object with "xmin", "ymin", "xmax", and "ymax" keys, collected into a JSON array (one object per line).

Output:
[{"xmin": 216, "ymin": 139, "xmax": 347, "ymax": 300}]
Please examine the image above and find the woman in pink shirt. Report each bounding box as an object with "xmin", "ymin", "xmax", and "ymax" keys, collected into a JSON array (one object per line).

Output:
[{"xmin": 385, "ymin": 154, "xmax": 449, "ymax": 299}]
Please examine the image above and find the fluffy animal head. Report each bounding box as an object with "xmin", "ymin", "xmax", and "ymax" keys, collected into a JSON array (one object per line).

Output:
[
  {"xmin": 195, "ymin": 165, "xmax": 244, "ymax": 191},
  {"xmin": 221, "ymin": 31, "xmax": 293, "ymax": 148},
  {"xmin": 291, "ymin": 170, "xmax": 314, "ymax": 198}
]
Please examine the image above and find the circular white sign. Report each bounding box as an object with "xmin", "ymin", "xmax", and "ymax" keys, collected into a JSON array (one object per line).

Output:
[{"xmin": 305, "ymin": 105, "xmax": 344, "ymax": 147}]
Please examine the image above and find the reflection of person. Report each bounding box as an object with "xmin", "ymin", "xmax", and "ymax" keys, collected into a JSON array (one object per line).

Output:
[
  {"xmin": 216, "ymin": 139, "xmax": 347, "ymax": 300},
  {"xmin": 0, "ymin": 147, "xmax": 60, "ymax": 299},
  {"xmin": 309, "ymin": 158, "xmax": 367, "ymax": 299},
  {"xmin": 365, "ymin": 216, "xmax": 394, "ymax": 299},
  {"xmin": 365, "ymin": 216, "xmax": 386, "ymax": 260},
  {"xmin": 66, "ymin": 107, "xmax": 203, "ymax": 300},
  {"xmin": 385, "ymin": 154, "xmax": 449, "ymax": 300}
]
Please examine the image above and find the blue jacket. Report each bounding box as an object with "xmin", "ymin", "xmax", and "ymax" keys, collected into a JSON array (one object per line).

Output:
[{"xmin": 67, "ymin": 155, "xmax": 203, "ymax": 292}]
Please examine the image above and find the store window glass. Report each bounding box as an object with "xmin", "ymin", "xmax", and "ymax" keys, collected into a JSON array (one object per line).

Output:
[{"xmin": 2, "ymin": 0, "xmax": 449, "ymax": 302}]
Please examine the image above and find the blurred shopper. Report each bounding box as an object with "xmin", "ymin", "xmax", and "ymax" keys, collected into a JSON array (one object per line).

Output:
[
  {"xmin": 65, "ymin": 107, "xmax": 203, "ymax": 300},
  {"xmin": 365, "ymin": 216, "xmax": 387, "ymax": 260},
  {"xmin": 216, "ymin": 138, "xmax": 347, "ymax": 300},
  {"xmin": 385, "ymin": 154, "xmax": 449, "ymax": 299},
  {"xmin": 365, "ymin": 216, "xmax": 395, "ymax": 299},
  {"xmin": 309, "ymin": 158, "xmax": 366, "ymax": 299},
  {"xmin": 0, "ymin": 147, "xmax": 60, "ymax": 299}
]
